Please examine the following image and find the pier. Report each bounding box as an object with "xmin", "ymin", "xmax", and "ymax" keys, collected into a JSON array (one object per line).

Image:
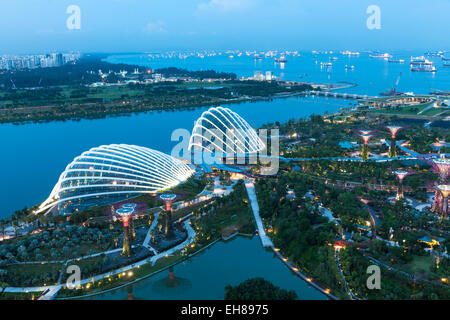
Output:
[{"xmin": 309, "ymin": 90, "xmax": 372, "ymax": 100}]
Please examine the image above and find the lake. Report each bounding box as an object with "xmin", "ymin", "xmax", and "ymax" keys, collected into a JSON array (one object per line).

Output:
[{"xmin": 92, "ymin": 236, "xmax": 327, "ymax": 300}]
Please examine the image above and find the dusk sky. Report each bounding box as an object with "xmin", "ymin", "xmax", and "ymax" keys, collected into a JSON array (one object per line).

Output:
[{"xmin": 1, "ymin": 0, "xmax": 449, "ymax": 53}]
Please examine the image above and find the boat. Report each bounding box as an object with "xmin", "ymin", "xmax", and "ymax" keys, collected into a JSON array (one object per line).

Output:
[
  {"xmin": 321, "ymin": 62, "xmax": 332, "ymax": 67},
  {"xmin": 369, "ymin": 53, "xmax": 392, "ymax": 59},
  {"xmin": 411, "ymin": 64, "xmax": 437, "ymax": 72},
  {"xmin": 380, "ymin": 72, "xmax": 403, "ymax": 96},
  {"xmin": 388, "ymin": 59, "xmax": 405, "ymax": 63},
  {"xmin": 410, "ymin": 56, "xmax": 432, "ymax": 65},
  {"xmin": 275, "ymin": 56, "xmax": 287, "ymax": 63},
  {"xmin": 341, "ymin": 50, "xmax": 360, "ymax": 56}
]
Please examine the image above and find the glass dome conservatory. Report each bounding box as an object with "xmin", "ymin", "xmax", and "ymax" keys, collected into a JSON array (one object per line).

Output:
[
  {"xmin": 188, "ymin": 106, "xmax": 266, "ymax": 155},
  {"xmin": 36, "ymin": 144, "xmax": 194, "ymax": 214}
]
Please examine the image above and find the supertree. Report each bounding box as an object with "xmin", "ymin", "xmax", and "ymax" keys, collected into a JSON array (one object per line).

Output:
[
  {"xmin": 430, "ymin": 142, "xmax": 445, "ymax": 154},
  {"xmin": 437, "ymin": 185, "xmax": 450, "ymax": 219},
  {"xmin": 115, "ymin": 206, "xmax": 135, "ymax": 257},
  {"xmin": 360, "ymin": 134, "xmax": 373, "ymax": 160},
  {"xmin": 386, "ymin": 126, "xmax": 403, "ymax": 158},
  {"xmin": 160, "ymin": 194, "xmax": 177, "ymax": 238},
  {"xmin": 424, "ymin": 158, "xmax": 450, "ymax": 215},
  {"xmin": 392, "ymin": 169, "xmax": 414, "ymax": 200},
  {"xmin": 122, "ymin": 203, "xmax": 137, "ymax": 239}
]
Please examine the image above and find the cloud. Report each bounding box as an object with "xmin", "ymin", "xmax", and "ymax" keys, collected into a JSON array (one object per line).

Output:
[
  {"xmin": 196, "ymin": 0, "xmax": 258, "ymax": 14},
  {"xmin": 143, "ymin": 20, "xmax": 166, "ymax": 34}
]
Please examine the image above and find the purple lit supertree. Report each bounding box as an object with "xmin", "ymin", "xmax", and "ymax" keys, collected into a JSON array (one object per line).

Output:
[
  {"xmin": 360, "ymin": 134, "xmax": 372, "ymax": 160},
  {"xmin": 437, "ymin": 185, "xmax": 450, "ymax": 219},
  {"xmin": 392, "ymin": 169, "xmax": 415, "ymax": 200},
  {"xmin": 386, "ymin": 126, "xmax": 403, "ymax": 158},
  {"xmin": 423, "ymin": 158, "xmax": 450, "ymax": 215},
  {"xmin": 354, "ymin": 129, "xmax": 374, "ymax": 160}
]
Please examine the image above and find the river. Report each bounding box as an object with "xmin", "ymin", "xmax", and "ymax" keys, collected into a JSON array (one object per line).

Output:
[{"xmin": 0, "ymin": 96, "xmax": 345, "ymax": 218}]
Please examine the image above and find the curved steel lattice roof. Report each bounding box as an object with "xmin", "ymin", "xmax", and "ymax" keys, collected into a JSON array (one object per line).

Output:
[
  {"xmin": 36, "ymin": 144, "xmax": 194, "ymax": 214},
  {"xmin": 188, "ymin": 106, "xmax": 266, "ymax": 154}
]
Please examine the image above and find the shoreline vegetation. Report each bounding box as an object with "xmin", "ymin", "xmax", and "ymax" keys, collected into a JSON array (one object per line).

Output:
[{"xmin": 0, "ymin": 54, "xmax": 313, "ymax": 125}]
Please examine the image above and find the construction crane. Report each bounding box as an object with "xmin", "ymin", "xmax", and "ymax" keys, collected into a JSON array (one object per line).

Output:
[{"xmin": 380, "ymin": 72, "xmax": 403, "ymax": 96}]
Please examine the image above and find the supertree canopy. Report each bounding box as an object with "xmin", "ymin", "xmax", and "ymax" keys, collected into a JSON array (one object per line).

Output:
[
  {"xmin": 386, "ymin": 126, "xmax": 403, "ymax": 158},
  {"xmin": 115, "ymin": 206, "xmax": 135, "ymax": 257},
  {"xmin": 360, "ymin": 134, "xmax": 372, "ymax": 160},
  {"xmin": 392, "ymin": 169, "xmax": 414, "ymax": 200}
]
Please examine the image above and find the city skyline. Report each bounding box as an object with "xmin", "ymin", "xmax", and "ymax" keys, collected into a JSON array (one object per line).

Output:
[{"xmin": 1, "ymin": 0, "xmax": 450, "ymax": 54}]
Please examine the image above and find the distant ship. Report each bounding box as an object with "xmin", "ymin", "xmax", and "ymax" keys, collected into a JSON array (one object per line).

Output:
[
  {"xmin": 369, "ymin": 53, "xmax": 392, "ymax": 59},
  {"xmin": 411, "ymin": 64, "xmax": 437, "ymax": 72},
  {"xmin": 275, "ymin": 56, "xmax": 288, "ymax": 63},
  {"xmin": 254, "ymin": 54, "xmax": 263, "ymax": 60},
  {"xmin": 388, "ymin": 59, "xmax": 405, "ymax": 63},
  {"xmin": 321, "ymin": 62, "xmax": 332, "ymax": 67},
  {"xmin": 410, "ymin": 56, "xmax": 432, "ymax": 65},
  {"xmin": 425, "ymin": 51, "xmax": 444, "ymax": 57},
  {"xmin": 341, "ymin": 50, "xmax": 360, "ymax": 56},
  {"xmin": 380, "ymin": 72, "xmax": 403, "ymax": 96},
  {"xmin": 344, "ymin": 64, "xmax": 355, "ymax": 70}
]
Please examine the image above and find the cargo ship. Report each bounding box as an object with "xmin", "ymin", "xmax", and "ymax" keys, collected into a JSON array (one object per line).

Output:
[
  {"xmin": 411, "ymin": 64, "xmax": 437, "ymax": 72},
  {"xmin": 274, "ymin": 56, "xmax": 287, "ymax": 63},
  {"xmin": 388, "ymin": 59, "xmax": 405, "ymax": 63},
  {"xmin": 369, "ymin": 52, "xmax": 392, "ymax": 59},
  {"xmin": 410, "ymin": 56, "xmax": 432, "ymax": 65}
]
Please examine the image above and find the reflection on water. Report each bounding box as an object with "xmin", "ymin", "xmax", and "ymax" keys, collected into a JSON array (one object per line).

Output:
[
  {"xmin": 151, "ymin": 267, "xmax": 193, "ymax": 296},
  {"xmin": 93, "ymin": 236, "xmax": 327, "ymax": 300}
]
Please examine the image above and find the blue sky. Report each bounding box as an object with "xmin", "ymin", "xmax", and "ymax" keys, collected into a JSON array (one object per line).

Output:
[{"xmin": 1, "ymin": 0, "xmax": 449, "ymax": 53}]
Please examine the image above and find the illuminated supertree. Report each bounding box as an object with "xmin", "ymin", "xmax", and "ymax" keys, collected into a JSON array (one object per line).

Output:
[
  {"xmin": 424, "ymin": 158, "xmax": 450, "ymax": 214},
  {"xmin": 386, "ymin": 126, "xmax": 403, "ymax": 158},
  {"xmin": 359, "ymin": 130, "xmax": 372, "ymax": 136},
  {"xmin": 122, "ymin": 203, "xmax": 137, "ymax": 239},
  {"xmin": 115, "ymin": 206, "xmax": 135, "ymax": 257},
  {"xmin": 437, "ymin": 185, "xmax": 450, "ymax": 219},
  {"xmin": 431, "ymin": 142, "xmax": 445, "ymax": 154},
  {"xmin": 360, "ymin": 134, "xmax": 373, "ymax": 160},
  {"xmin": 160, "ymin": 194, "xmax": 177, "ymax": 238},
  {"xmin": 392, "ymin": 170, "xmax": 414, "ymax": 200}
]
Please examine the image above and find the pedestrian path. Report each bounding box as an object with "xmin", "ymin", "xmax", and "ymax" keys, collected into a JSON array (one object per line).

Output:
[
  {"xmin": 244, "ymin": 179, "xmax": 273, "ymax": 248},
  {"xmin": 143, "ymin": 212, "xmax": 160, "ymax": 254}
]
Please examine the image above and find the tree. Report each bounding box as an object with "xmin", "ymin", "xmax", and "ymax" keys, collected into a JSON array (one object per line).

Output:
[{"xmin": 224, "ymin": 278, "xmax": 297, "ymax": 300}]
